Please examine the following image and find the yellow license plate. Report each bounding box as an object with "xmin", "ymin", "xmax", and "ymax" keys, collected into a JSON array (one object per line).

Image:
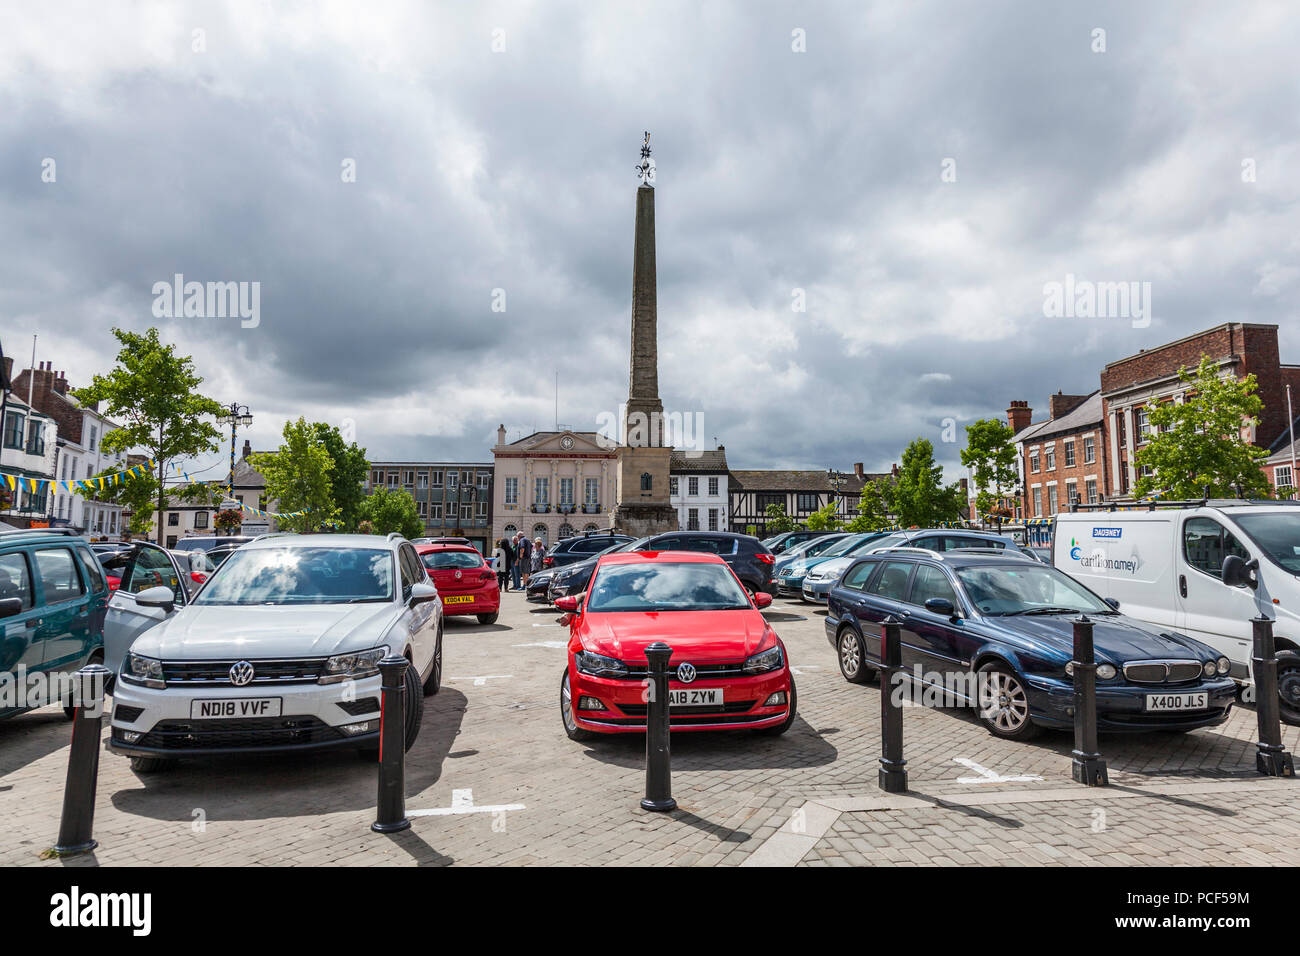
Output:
[{"xmin": 442, "ymin": 595, "xmax": 475, "ymax": 605}]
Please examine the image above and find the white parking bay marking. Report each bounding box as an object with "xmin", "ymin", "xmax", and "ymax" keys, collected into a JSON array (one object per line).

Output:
[
  {"xmin": 531, "ymin": 622, "xmax": 562, "ymax": 628},
  {"xmin": 512, "ymin": 640, "xmax": 568, "ymax": 649},
  {"xmin": 789, "ymin": 665, "xmax": 821, "ymax": 676},
  {"xmin": 408, "ymin": 788, "xmax": 525, "ymax": 818},
  {"xmin": 953, "ymin": 757, "xmax": 1043, "ymax": 784},
  {"xmin": 449, "ymin": 674, "xmax": 513, "ymax": 686}
]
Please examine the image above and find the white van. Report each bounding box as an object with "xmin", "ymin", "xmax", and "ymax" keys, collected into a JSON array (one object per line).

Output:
[{"xmin": 1053, "ymin": 502, "xmax": 1300, "ymax": 721}]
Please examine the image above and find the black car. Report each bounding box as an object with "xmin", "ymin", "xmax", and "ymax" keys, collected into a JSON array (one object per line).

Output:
[
  {"xmin": 548, "ymin": 531, "xmax": 776, "ymax": 602},
  {"xmin": 543, "ymin": 532, "xmax": 634, "ymax": 570},
  {"xmin": 526, "ymin": 566, "xmax": 557, "ymax": 603},
  {"xmin": 762, "ymin": 529, "xmax": 842, "ymax": 555}
]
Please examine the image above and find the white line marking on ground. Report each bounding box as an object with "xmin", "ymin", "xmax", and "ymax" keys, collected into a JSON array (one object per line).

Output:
[
  {"xmin": 449, "ymin": 674, "xmax": 514, "ymax": 686},
  {"xmin": 789, "ymin": 665, "xmax": 822, "ymax": 676},
  {"xmin": 953, "ymin": 757, "xmax": 1043, "ymax": 784},
  {"xmin": 408, "ymin": 788, "xmax": 526, "ymax": 817},
  {"xmin": 512, "ymin": 640, "xmax": 568, "ymax": 649},
  {"xmin": 531, "ymin": 622, "xmax": 562, "ymax": 627}
]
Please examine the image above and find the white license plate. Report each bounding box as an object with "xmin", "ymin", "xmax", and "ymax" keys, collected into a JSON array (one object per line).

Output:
[
  {"xmin": 1145, "ymin": 692, "xmax": 1208, "ymax": 712},
  {"xmin": 669, "ymin": 688, "xmax": 722, "ymax": 707},
  {"xmin": 190, "ymin": 697, "xmax": 283, "ymax": 719}
]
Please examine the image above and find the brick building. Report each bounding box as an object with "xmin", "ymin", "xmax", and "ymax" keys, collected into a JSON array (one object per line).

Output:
[
  {"xmin": 1010, "ymin": 392, "xmax": 1108, "ymax": 519},
  {"xmin": 1100, "ymin": 323, "xmax": 1300, "ymax": 497},
  {"xmin": 728, "ymin": 463, "xmax": 896, "ymax": 536}
]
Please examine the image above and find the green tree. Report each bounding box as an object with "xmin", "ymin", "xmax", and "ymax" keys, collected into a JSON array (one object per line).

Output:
[
  {"xmin": 359, "ymin": 487, "xmax": 423, "ymax": 538},
  {"xmin": 250, "ymin": 417, "xmax": 339, "ymax": 533},
  {"xmin": 961, "ymin": 417, "xmax": 1019, "ymax": 518},
  {"xmin": 893, "ymin": 438, "xmax": 966, "ymax": 528},
  {"xmin": 804, "ymin": 499, "xmax": 842, "ymax": 531},
  {"xmin": 763, "ymin": 502, "xmax": 798, "ymax": 534},
  {"xmin": 73, "ymin": 328, "xmax": 225, "ymax": 543},
  {"xmin": 84, "ymin": 465, "xmax": 160, "ymax": 537},
  {"xmin": 311, "ymin": 423, "xmax": 370, "ymax": 532},
  {"xmin": 845, "ymin": 477, "xmax": 895, "ymax": 532},
  {"xmin": 1134, "ymin": 355, "xmax": 1271, "ymax": 499}
]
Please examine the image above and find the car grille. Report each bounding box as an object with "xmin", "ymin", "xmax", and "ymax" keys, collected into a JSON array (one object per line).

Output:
[
  {"xmin": 127, "ymin": 716, "xmax": 344, "ymax": 750},
  {"xmin": 159, "ymin": 658, "xmax": 328, "ymax": 686},
  {"xmin": 337, "ymin": 697, "xmax": 380, "ymax": 716},
  {"xmin": 113, "ymin": 704, "xmax": 144, "ymax": 723},
  {"xmin": 1123, "ymin": 660, "xmax": 1206, "ymax": 684},
  {"xmin": 617, "ymin": 700, "xmax": 756, "ymax": 716},
  {"xmin": 617, "ymin": 661, "xmax": 752, "ymax": 680}
]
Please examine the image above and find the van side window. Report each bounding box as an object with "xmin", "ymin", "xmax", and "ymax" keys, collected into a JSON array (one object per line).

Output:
[
  {"xmin": 1183, "ymin": 517, "xmax": 1250, "ymax": 578},
  {"xmin": 0, "ymin": 552, "xmax": 34, "ymax": 610},
  {"xmin": 33, "ymin": 547, "xmax": 85, "ymax": 605}
]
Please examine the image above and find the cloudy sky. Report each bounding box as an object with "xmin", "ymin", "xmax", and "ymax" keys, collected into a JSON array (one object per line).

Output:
[{"xmin": 2, "ymin": 1, "xmax": 1297, "ymax": 482}]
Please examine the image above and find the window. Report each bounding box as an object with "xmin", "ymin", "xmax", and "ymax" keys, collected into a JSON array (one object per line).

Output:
[
  {"xmin": 640, "ymin": 473, "xmax": 652, "ymax": 491},
  {"xmin": 867, "ymin": 561, "xmax": 914, "ymax": 601},
  {"xmin": 708, "ymin": 508, "xmax": 719, "ymax": 531},
  {"xmin": 88, "ymin": 425, "xmax": 98, "ymax": 452},
  {"xmin": 688, "ymin": 477, "xmax": 699, "ymax": 496},
  {"xmin": 1032, "ymin": 487, "xmax": 1042, "ymax": 517},
  {"xmin": 1086, "ymin": 478, "xmax": 1098, "ymax": 505},
  {"xmin": 1064, "ymin": 441, "xmax": 1076, "ymax": 467},
  {"xmin": 558, "ymin": 523, "xmax": 575, "ymax": 540},
  {"xmin": 1183, "ymin": 517, "xmax": 1250, "ymax": 578},
  {"xmin": 61, "ymin": 456, "xmax": 69, "ymax": 480},
  {"xmin": 1066, "ymin": 481, "xmax": 1079, "ymax": 505},
  {"xmin": 123, "ymin": 547, "xmax": 182, "ymax": 599},
  {"xmin": 430, "ymin": 470, "xmax": 444, "ymax": 488},
  {"xmin": 842, "ymin": 560, "xmax": 877, "ymax": 591},
  {"xmin": 417, "ymin": 501, "xmax": 427, "ymax": 518},
  {"xmin": 1116, "ymin": 412, "xmax": 1127, "ymax": 449},
  {"xmin": 167, "ymin": 512, "xmax": 180, "ymax": 527},
  {"xmin": 1029, "ymin": 452, "xmax": 1040, "ymax": 473},
  {"xmin": 669, "ymin": 476, "xmax": 679, "ymax": 495},
  {"xmin": 476, "ymin": 500, "xmax": 488, "ymax": 517},
  {"xmin": 460, "ymin": 503, "xmax": 473, "ymax": 520},
  {"xmin": 404, "ymin": 470, "xmax": 414, "ymax": 486},
  {"xmin": 417, "ymin": 472, "xmax": 428, "ymax": 489},
  {"xmin": 909, "ymin": 564, "xmax": 958, "ymax": 609},
  {"xmin": 447, "ymin": 472, "xmax": 458, "ymax": 490},
  {"xmin": 584, "ymin": 477, "xmax": 599, "ymax": 506},
  {"xmin": 462, "ymin": 470, "xmax": 473, "ymax": 485},
  {"xmin": 477, "ymin": 474, "xmax": 490, "ymax": 490},
  {"xmin": 532, "ymin": 523, "xmax": 548, "ymax": 545},
  {"xmin": 708, "ymin": 476, "xmax": 719, "ymax": 496},
  {"xmin": 370, "ymin": 469, "xmax": 381, "ymax": 486},
  {"xmin": 687, "ymin": 508, "xmax": 699, "ymax": 530},
  {"xmin": 504, "ymin": 477, "xmax": 518, "ymax": 505},
  {"xmin": 26, "ymin": 421, "xmax": 45, "ymax": 455},
  {"xmin": 796, "ymin": 493, "xmax": 818, "ymax": 512},
  {"xmin": 194, "ymin": 511, "xmax": 209, "ymax": 529},
  {"xmin": 1275, "ymin": 465, "xmax": 1294, "ymax": 493},
  {"xmin": 0, "ymin": 552, "xmax": 33, "ymax": 610},
  {"xmin": 1084, "ymin": 435, "xmax": 1096, "ymax": 464},
  {"xmin": 3, "ymin": 412, "xmax": 24, "ymax": 449},
  {"xmin": 558, "ymin": 477, "xmax": 574, "ymax": 507},
  {"xmin": 534, "ymin": 477, "xmax": 549, "ymax": 505},
  {"xmin": 1045, "ymin": 446, "xmax": 1056, "ymax": 470},
  {"xmin": 429, "ymin": 503, "xmax": 443, "ymax": 520},
  {"xmin": 1048, "ymin": 486, "xmax": 1058, "ymax": 513},
  {"xmin": 1136, "ymin": 408, "xmax": 1151, "ymax": 445}
]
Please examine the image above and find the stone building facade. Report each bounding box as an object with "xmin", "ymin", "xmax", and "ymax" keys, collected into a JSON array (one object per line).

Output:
[{"xmin": 492, "ymin": 426, "xmax": 618, "ymax": 547}]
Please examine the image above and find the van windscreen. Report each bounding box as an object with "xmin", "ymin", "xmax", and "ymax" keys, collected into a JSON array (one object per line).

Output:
[{"xmin": 1234, "ymin": 514, "xmax": 1300, "ymax": 574}]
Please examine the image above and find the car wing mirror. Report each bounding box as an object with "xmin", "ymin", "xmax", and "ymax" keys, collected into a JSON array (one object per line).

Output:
[
  {"xmin": 554, "ymin": 595, "xmax": 580, "ymax": 612},
  {"xmin": 1221, "ymin": 555, "xmax": 1259, "ymax": 590},
  {"xmin": 135, "ymin": 585, "xmax": 176, "ymax": 614},
  {"xmin": 1103, "ymin": 597, "xmax": 1120, "ymax": 610},
  {"xmin": 753, "ymin": 591, "xmax": 773, "ymax": 609},
  {"xmin": 0, "ymin": 597, "xmax": 22, "ymax": 619},
  {"xmin": 409, "ymin": 582, "xmax": 439, "ymax": 605},
  {"xmin": 924, "ymin": 597, "xmax": 956, "ymax": 617}
]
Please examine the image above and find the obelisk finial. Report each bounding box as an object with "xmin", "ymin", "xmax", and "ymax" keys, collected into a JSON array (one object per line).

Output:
[{"xmin": 636, "ymin": 131, "xmax": 655, "ymax": 186}]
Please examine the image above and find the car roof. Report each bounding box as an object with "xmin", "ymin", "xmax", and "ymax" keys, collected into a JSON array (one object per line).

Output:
[
  {"xmin": 415, "ymin": 542, "xmax": 479, "ymax": 553},
  {"xmin": 598, "ymin": 550, "xmax": 727, "ymax": 566},
  {"xmin": 243, "ymin": 534, "xmax": 399, "ymax": 550},
  {"xmin": 863, "ymin": 550, "xmax": 1038, "ymax": 569}
]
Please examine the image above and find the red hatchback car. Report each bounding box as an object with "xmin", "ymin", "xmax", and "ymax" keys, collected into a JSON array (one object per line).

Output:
[
  {"xmin": 417, "ymin": 543, "xmax": 501, "ymax": 625},
  {"xmin": 558, "ymin": 550, "xmax": 796, "ymax": 739}
]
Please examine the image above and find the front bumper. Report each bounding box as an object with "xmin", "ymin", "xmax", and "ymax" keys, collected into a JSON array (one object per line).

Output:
[
  {"xmin": 1025, "ymin": 674, "xmax": 1238, "ymax": 733},
  {"xmin": 109, "ymin": 672, "xmax": 384, "ymax": 758},
  {"xmin": 571, "ymin": 666, "xmax": 792, "ymax": 733},
  {"xmin": 802, "ymin": 578, "xmax": 834, "ymax": 603},
  {"xmin": 775, "ymin": 573, "xmax": 806, "ymax": 596}
]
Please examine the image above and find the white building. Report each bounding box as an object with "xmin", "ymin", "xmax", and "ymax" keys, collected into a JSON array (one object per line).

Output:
[
  {"xmin": 0, "ymin": 392, "xmax": 58, "ymax": 527},
  {"xmin": 669, "ymin": 448, "xmax": 729, "ymax": 531}
]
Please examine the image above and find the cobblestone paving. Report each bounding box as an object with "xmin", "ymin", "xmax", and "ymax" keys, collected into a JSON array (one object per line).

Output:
[{"xmin": 1, "ymin": 591, "xmax": 1296, "ymax": 866}]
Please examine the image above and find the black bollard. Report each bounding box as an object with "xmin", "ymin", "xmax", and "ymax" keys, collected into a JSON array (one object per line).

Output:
[
  {"xmin": 372, "ymin": 656, "xmax": 411, "ymax": 833},
  {"xmin": 54, "ymin": 663, "xmax": 111, "ymax": 857},
  {"xmin": 1070, "ymin": 615, "xmax": 1108, "ymax": 786},
  {"xmin": 878, "ymin": 616, "xmax": 908, "ymax": 793},
  {"xmin": 641, "ymin": 642, "xmax": 677, "ymax": 812},
  {"xmin": 1251, "ymin": 616, "xmax": 1295, "ymax": 777}
]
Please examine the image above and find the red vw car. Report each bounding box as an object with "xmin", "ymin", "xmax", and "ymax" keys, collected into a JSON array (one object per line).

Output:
[
  {"xmin": 417, "ymin": 542, "xmax": 501, "ymax": 625},
  {"xmin": 557, "ymin": 550, "xmax": 796, "ymax": 739}
]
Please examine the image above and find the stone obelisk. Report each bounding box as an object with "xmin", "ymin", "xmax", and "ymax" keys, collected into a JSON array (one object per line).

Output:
[{"xmin": 613, "ymin": 132, "xmax": 679, "ymax": 535}]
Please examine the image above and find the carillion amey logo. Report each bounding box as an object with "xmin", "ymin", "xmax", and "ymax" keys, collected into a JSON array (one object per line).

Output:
[
  {"xmin": 49, "ymin": 886, "xmax": 151, "ymax": 936},
  {"xmin": 1069, "ymin": 536, "xmax": 1082, "ymax": 560}
]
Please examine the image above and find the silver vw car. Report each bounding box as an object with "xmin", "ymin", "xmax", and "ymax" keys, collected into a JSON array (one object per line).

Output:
[{"xmin": 106, "ymin": 534, "xmax": 443, "ymax": 773}]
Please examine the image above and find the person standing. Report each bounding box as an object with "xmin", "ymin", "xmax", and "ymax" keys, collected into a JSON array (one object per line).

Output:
[
  {"xmin": 530, "ymin": 537, "xmax": 546, "ymax": 579},
  {"xmin": 502, "ymin": 535, "xmax": 516, "ymax": 591},
  {"xmin": 518, "ymin": 533, "xmax": 533, "ymax": 587},
  {"xmin": 492, "ymin": 539, "xmax": 508, "ymax": 591},
  {"xmin": 511, "ymin": 532, "xmax": 526, "ymax": 591}
]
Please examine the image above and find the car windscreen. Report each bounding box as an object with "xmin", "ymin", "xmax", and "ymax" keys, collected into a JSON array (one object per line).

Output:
[
  {"xmin": 194, "ymin": 547, "xmax": 394, "ymax": 605},
  {"xmin": 956, "ymin": 564, "xmax": 1113, "ymax": 616},
  {"xmin": 173, "ymin": 537, "xmax": 221, "ymax": 552},
  {"xmin": 586, "ymin": 562, "xmax": 750, "ymax": 612},
  {"xmin": 819, "ymin": 534, "xmax": 872, "ymax": 558},
  {"xmin": 863, "ymin": 534, "xmax": 908, "ymax": 553},
  {"xmin": 422, "ymin": 550, "xmax": 483, "ymax": 570},
  {"xmin": 1233, "ymin": 513, "xmax": 1300, "ymax": 574}
]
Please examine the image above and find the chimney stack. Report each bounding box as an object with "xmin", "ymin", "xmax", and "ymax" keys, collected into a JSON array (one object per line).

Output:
[
  {"xmin": 853, "ymin": 462, "xmax": 864, "ymax": 480},
  {"xmin": 497, "ymin": 423, "xmax": 506, "ymax": 446},
  {"xmin": 1048, "ymin": 392, "xmax": 1089, "ymax": 420},
  {"xmin": 1006, "ymin": 400, "xmax": 1032, "ymax": 435},
  {"xmin": 242, "ymin": 438, "xmax": 252, "ymax": 459}
]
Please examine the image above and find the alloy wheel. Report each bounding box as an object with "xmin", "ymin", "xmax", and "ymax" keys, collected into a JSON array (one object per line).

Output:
[{"xmin": 980, "ymin": 670, "xmax": 1029, "ymax": 733}]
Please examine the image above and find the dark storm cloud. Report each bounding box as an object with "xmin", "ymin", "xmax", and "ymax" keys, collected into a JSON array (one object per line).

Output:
[{"xmin": 1, "ymin": 0, "xmax": 1297, "ymax": 478}]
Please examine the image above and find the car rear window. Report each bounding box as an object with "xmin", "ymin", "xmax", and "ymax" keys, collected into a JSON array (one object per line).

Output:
[
  {"xmin": 0, "ymin": 552, "xmax": 34, "ymax": 610},
  {"xmin": 422, "ymin": 550, "xmax": 483, "ymax": 570},
  {"xmin": 33, "ymin": 547, "xmax": 86, "ymax": 604}
]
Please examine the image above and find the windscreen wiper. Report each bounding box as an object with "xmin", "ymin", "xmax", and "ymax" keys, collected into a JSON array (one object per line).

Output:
[{"xmin": 1001, "ymin": 606, "xmax": 1082, "ymax": 616}]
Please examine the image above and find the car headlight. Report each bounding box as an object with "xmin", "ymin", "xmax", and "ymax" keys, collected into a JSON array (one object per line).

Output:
[
  {"xmin": 123, "ymin": 652, "xmax": 165, "ymax": 688},
  {"xmin": 319, "ymin": 646, "xmax": 388, "ymax": 684},
  {"xmin": 743, "ymin": 645, "xmax": 784, "ymax": 675},
  {"xmin": 1217, "ymin": 657, "xmax": 1230, "ymax": 675},
  {"xmin": 575, "ymin": 651, "xmax": 628, "ymax": 678},
  {"xmin": 1096, "ymin": 663, "xmax": 1117, "ymax": 680},
  {"xmin": 1202, "ymin": 660, "xmax": 1217, "ymax": 678}
]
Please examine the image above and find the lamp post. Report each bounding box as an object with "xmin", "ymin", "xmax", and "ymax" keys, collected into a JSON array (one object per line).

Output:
[
  {"xmin": 215, "ymin": 403, "xmax": 253, "ymax": 533},
  {"xmin": 827, "ymin": 468, "xmax": 846, "ymax": 522}
]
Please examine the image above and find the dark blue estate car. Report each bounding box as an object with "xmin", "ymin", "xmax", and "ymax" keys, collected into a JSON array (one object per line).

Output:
[{"xmin": 825, "ymin": 550, "xmax": 1236, "ymax": 739}]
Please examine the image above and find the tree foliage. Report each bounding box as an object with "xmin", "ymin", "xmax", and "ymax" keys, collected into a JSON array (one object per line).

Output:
[
  {"xmin": 359, "ymin": 487, "xmax": 423, "ymax": 539},
  {"xmin": 250, "ymin": 417, "xmax": 339, "ymax": 533},
  {"xmin": 804, "ymin": 499, "xmax": 843, "ymax": 531},
  {"xmin": 311, "ymin": 422, "xmax": 369, "ymax": 532},
  {"xmin": 1134, "ymin": 355, "xmax": 1271, "ymax": 500},
  {"xmin": 763, "ymin": 502, "xmax": 798, "ymax": 534},
  {"xmin": 961, "ymin": 417, "xmax": 1019, "ymax": 517},
  {"xmin": 845, "ymin": 477, "xmax": 896, "ymax": 532},
  {"xmin": 892, "ymin": 438, "xmax": 967, "ymax": 528},
  {"xmin": 72, "ymin": 327, "xmax": 224, "ymax": 543}
]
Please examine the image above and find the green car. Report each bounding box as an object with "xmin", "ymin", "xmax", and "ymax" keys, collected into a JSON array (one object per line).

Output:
[{"xmin": 0, "ymin": 528, "xmax": 112, "ymax": 718}]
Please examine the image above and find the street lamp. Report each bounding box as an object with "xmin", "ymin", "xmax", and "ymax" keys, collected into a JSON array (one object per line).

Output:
[
  {"xmin": 215, "ymin": 403, "xmax": 253, "ymax": 526},
  {"xmin": 827, "ymin": 468, "xmax": 846, "ymax": 520}
]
